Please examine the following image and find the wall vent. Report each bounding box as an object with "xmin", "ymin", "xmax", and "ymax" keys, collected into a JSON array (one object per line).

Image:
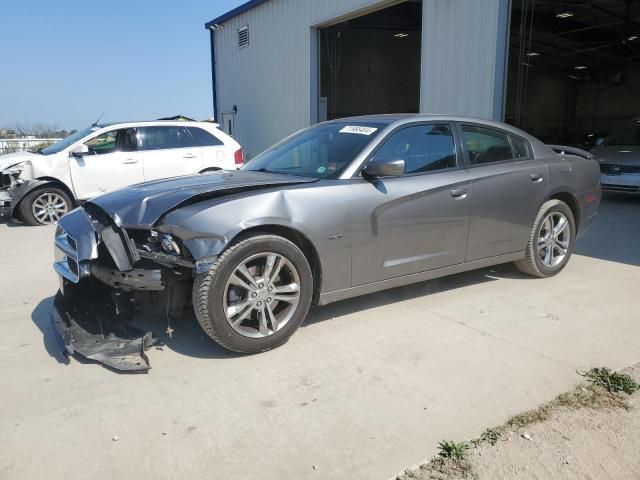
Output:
[{"xmin": 238, "ymin": 26, "xmax": 249, "ymax": 48}]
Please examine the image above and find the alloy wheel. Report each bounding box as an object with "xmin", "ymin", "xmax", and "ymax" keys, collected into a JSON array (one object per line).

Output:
[
  {"xmin": 223, "ymin": 252, "xmax": 301, "ymax": 338},
  {"xmin": 32, "ymin": 192, "xmax": 69, "ymax": 224},
  {"xmin": 537, "ymin": 211, "xmax": 570, "ymax": 268}
]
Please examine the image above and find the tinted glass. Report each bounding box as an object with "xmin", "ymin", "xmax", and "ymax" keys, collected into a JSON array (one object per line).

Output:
[
  {"xmin": 244, "ymin": 122, "xmax": 384, "ymax": 179},
  {"xmin": 187, "ymin": 127, "xmax": 223, "ymax": 147},
  {"xmin": 141, "ymin": 126, "xmax": 194, "ymax": 150},
  {"xmin": 510, "ymin": 135, "xmax": 530, "ymax": 159},
  {"xmin": 85, "ymin": 130, "xmax": 117, "ymax": 155},
  {"xmin": 372, "ymin": 124, "xmax": 456, "ymax": 174},
  {"xmin": 462, "ymin": 126, "xmax": 514, "ymax": 165},
  {"xmin": 119, "ymin": 128, "xmax": 139, "ymax": 152},
  {"xmin": 604, "ymin": 122, "xmax": 640, "ymax": 146}
]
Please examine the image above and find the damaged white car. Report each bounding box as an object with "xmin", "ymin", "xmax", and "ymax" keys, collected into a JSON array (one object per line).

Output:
[{"xmin": 0, "ymin": 121, "xmax": 243, "ymax": 225}]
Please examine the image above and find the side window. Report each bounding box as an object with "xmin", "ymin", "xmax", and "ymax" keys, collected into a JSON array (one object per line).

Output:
[
  {"xmin": 187, "ymin": 127, "xmax": 224, "ymax": 147},
  {"xmin": 371, "ymin": 124, "xmax": 456, "ymax": 174},
  {"xmin": 461, "ymin": 125, "xmax": 514, "ymax": 165},
  {"xmin": 117, "ymin": 128, "xmax": 139, "ymax": 153},
  {"xmin": 140, "ymin": 126, "xmax": 194, "ymax": 151},
  {"xmin": 510, "ymin": 135, "xmax": 530, "ymax": 159},
  {"xmin": 85, "ymin": 130, "xmax": 117, "ymax": 155}
]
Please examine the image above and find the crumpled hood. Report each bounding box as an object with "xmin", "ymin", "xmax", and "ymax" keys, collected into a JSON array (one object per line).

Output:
[
  {"xmin": 591, "ymin": 145, "xmax": 640, "ymax": 166},
  {"xmin": 87, "ymin": 170, "xmax": 318, "ymax": 229},
  {"xmin": 0, "ymin": 151, "xmax": 41, "ymax": 171}
]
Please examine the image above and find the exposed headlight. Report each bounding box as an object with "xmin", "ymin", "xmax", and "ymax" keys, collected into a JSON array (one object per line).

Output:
[
  {"xmin": 160, "ymin": 234, "xmax": 181, "ymax": 255},
  {"xmin": 3, "ymin": 161, "xmax": 27, "ymax": 175},
  {"xmin": 3, "ymin": 161, "xmax": 33, "ymax": 184}
]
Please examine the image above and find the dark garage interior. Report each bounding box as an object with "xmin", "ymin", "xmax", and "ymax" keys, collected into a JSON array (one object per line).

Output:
[
  {"xmin": 319, "ymin": 0, "xmax": 422, "ymax": 121},
  {"xmin": 507, "ymin": 0, "xmax": 640, "ymax": 147}
]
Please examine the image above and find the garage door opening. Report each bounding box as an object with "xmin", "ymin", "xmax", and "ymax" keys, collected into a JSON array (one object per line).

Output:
[
  {"xmin": 319, "ymin": 1, "xmax": 422, "ymax": 121},
  {"xmin": 506, "ymin": 0, "xmax": 640, "ymax": 147}
]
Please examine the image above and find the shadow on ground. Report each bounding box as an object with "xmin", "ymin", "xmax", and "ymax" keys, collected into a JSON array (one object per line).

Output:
[
  {"xmin": 0, "ymin": 212, "xmax": 29, "ymax": 227},
  {"xmin": 575, "ymin": 193, "xmax": 640, "ymax": 266},
  {"xmin": 31, "ymin": 297, "xmax": 69, "ymax": 365},
  {"xmin": 30, "ymin": 264, "xmax": 511, "ymax": 366}
]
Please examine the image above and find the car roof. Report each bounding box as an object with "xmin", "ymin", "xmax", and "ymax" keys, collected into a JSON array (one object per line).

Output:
[
  {"xmin": 326, "ymin": 114, "xmax": 551, "ymax": 156},
  {"xmin": 334, "ymin": 113, "xmax": 511, "ymax": 128},
  {"xmin": 334, "ymin": 113, "xmax": 539, "ymax": 137},
  {"xmin": 98, "ymin": 120, "xmax": 218, "ymax": 128}
]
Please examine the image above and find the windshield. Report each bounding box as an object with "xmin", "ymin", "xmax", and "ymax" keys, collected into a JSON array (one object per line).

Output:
[
  {"xmin": 40, "ymin": 127, "xmax": 100, "ymax": 155},
  {"xmin": 603, "ymin": 120, "xmax": 640, "ymax": 146},
  {"xmin": 243, "ymin": 122, "xmax": 385, "ymax": 179}
]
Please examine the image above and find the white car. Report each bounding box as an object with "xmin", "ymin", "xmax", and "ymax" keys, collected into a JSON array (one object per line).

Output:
[{"xmin": 0, "ymin": 120, "xmax": 243, "ymax": 225}]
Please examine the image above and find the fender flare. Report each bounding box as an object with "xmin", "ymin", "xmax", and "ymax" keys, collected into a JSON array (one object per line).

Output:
[
  {"xmin": 181, "ymin": 216, "xmax": 314, "ymax": 261},
  {"xmin": 10, "ymin": 179, "xmax": 75, "ymax": 217}
]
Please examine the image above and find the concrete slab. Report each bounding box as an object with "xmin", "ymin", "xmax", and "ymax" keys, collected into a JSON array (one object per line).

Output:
[{"xmin": 0, "ymin": 194, "xmax": 638, "ymax": 480}]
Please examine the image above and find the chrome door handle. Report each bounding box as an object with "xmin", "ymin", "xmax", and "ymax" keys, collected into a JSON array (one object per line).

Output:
[
  {"xmin": 122, "ymin": 159, "xmax": 138, "ymax": 164},
  {"xmin": 530, "ymin": 173, "xmax": 543, "ymax": 183},
  {"xmin": 451, "ymin": 188, "xmax": 468, "ymax": 199},
  {"xmin": 183, "ymin": 153, "xmax": 197, "ymax": 159}
]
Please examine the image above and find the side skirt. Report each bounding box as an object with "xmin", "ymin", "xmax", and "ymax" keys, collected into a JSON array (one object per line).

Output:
[{"xmin": 317, "ymin": 251, "xmax": 524, "ymax": 306}]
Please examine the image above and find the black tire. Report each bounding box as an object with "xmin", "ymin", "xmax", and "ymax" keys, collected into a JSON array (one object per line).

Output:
[
  {"xmin": 18, "ymin": 186, "xmax": 73, "ymax": 226},
  {"xmin": 515, "ymin": 199, "xmax": 575, "ymax": 278},
  {"xmin": 193, "ymin": 234, "xmax": 313, "ymax": 354}
]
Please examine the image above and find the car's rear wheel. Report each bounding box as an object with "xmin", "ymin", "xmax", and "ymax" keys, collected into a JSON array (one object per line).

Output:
[
  {"xmin": 193, "ymin": 234, "xmax": 313, "ymax": 353},
  {"xmin": 18, "ymin": 186, "xmax": 72, "ymax": 226},
  {"xmin": 515, "ymin": 199, "xmax": 575, "ymax": 278}
]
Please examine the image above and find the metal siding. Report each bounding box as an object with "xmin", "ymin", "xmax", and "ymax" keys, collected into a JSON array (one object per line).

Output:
[
  {"xmin": 213, "ymin": 0, "xmax": 399, "ymax": 158},
  {"xmin": 213, "ymin": 0, "xmax": 510, "ymax": 157},
  {"xmin": 420, "ymin": 0, "xmax": 510, "ymax": 120}
]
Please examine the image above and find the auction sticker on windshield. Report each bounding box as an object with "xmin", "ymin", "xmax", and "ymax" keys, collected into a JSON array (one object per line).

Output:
[{"xmin": 339, "ymin": 126, "xmax": 378, "ymax": 135}]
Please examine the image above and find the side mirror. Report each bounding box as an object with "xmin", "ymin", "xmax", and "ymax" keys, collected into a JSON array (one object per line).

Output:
[
  {"xmin": 70, "ymin": 144, "xmax": 89, "ymax": 157},
  {"xmin": 362, "ymin": 158, "xmax": 405, "ymax": 178},
  {"xmin": 595, "ymin": 138, "xmax": 605, "ymax": 146}
]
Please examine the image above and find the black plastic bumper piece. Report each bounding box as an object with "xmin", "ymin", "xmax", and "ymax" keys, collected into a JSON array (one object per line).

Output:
[{"xmin": 50, "ymin": 287, "xmax": 157, "ymax": 372}]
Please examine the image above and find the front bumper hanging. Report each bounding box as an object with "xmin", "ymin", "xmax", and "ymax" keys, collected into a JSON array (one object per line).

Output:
[{"xmin": 50, "ymin": 286, "xmax": 157, "ymax": 372}]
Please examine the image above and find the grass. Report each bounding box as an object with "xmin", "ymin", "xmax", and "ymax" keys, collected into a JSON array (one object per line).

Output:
[
  {"xmin": 396, "ymin": 366, "xmax": 638, "ymax": 480},
  {"xmin": 437, "ymin": 440, "xmax": 470, "ymax": 460},
  {"xmin": 506, "ymin": 370, "xmax": 637, "ymax": 430},
  {"xmin": 478, "ymin": 428, "xmax": 501, "ymax": 446},
  {"xmin": 584, "ymin": 367, "xmax": 640, "ymax": 395}
]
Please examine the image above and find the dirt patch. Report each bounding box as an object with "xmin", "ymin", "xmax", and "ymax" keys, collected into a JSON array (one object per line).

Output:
[{"xmin": 396, "ymin": 364, "xmax": 640, "ymax": 480}]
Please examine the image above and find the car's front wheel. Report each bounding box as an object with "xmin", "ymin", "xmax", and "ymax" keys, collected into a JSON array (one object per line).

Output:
[
  {"xmin": 515, "ymin": 199, "xmax": 575, "ymax": 278},
  {"xmin": 18, "ymin": 186, "xmax": 73, "ymax": 226},
  {"xmin": 193, "ymin": 234, "xmax": 313, "ymax": 353}
]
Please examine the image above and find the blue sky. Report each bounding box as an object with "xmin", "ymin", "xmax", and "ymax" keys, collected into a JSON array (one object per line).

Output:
[{"xmin": 0, "ymin": 0, "xmax": 246, "ymax": 130}]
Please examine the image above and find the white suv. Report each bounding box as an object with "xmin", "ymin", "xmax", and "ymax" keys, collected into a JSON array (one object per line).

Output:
[{"xmin": 0, "ymin": 120, "xmax": 243, "ymax": 225}]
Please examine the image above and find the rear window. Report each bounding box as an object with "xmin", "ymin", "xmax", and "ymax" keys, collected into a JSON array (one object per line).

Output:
[
  {"xmin": 187, "ymin": 127, "xmax": 224, "ymax": 147},
  {"xmin": 462, "ymin": 125, "xmax": 514, "ymax": 165},
  {"xmin": 604, "ymin": 122, "xmax": 640, "ymax": 146},
  {"xmin": 510, "ymin": 135, "xmax": 530, "ymax": 159}
]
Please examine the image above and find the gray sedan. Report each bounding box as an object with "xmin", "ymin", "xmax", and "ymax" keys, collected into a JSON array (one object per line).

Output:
[
  {"xmin": 52, "ymin": 115, "xmax": 601, "ymax": 371},
  {"xmin": 592, "ymin": 118, "xmax": 640, "ymax": 193}
]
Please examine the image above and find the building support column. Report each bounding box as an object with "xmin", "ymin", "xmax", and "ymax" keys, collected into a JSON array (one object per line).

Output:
[{"xmin": 420, "ymin": 0, "xmax": 510, "ymax": 121}]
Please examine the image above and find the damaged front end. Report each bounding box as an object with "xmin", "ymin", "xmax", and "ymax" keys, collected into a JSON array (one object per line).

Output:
[
  {"xmin": 0, "ymin": 161, "xmax": 31, "ymax": 214},
  {"xmin": 52, "ymin": 205, "xmax": 194, "ymax": 372}
]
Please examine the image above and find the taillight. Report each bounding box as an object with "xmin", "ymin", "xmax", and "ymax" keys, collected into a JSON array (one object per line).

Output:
[{"xmin": 234, "ymin": 148, "xmax": 244, "ymax": 165}]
